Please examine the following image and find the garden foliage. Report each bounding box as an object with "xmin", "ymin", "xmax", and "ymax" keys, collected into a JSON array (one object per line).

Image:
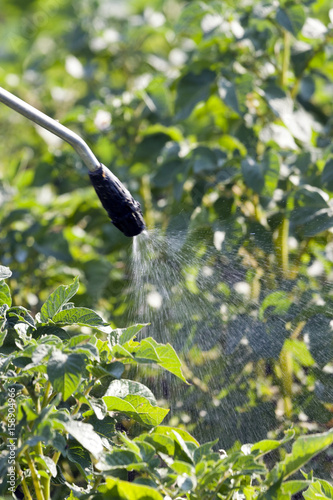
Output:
[
  {"xmin": 0, "ymin": 0, "xmax": 333, "ymax": 496},
  {"xmin": 0, "ymin": 269, "xmax": 333, "ymax": 498}
]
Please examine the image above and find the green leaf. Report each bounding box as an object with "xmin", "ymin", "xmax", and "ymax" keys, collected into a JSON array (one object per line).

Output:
[
  {"xmin": 218, "ymin": 74, "xmax": 253, "ymax": 116},
  {"xmin": 281, "ymin": 480, "xmax": 310, "ymax": 495},
  {"xmin": 284, "ymin": 339, "xmax": 314, "ymax": 367},
  {"xmin": 0, "ymin": 266, "xmax": 12, "ymax": 280},
  {"xmin": 291, "ymin": 42, "xmax": 314, "ymax": 77},
  {"xmin": 53, "ymin": 307, "xmax": 109, "ymax": 329},
  {"xmin": 67, "ymin": 333, "xmax": 93, "ymax": 348},
  {"xmin": 259, "ymin": 291, "xmax": 291, "ymax": 320},
  {"xmin": 0, "ymin": 282, "xmax": 11, "ymax": 307},
  {"xmin": 305, "ymin": 315, "xmax": 333, "ymax": 368},
  {"xmin": 96, "ymin": 449, "xmax": 146, "ymax": 471},
  {"xmin": 251, "ymin": 430, "xmax": 294, "ymax": 457},
  {"xmin": 109, "ymin": 324, "xmax": 148, "ymax": 346},
  {"xmin": 264, "ymin": 85, "xmax": 293, "ymax": 119},
  {"xmin": 35, "ymin": 456, "xmax": 57, "ymax": 478},
  {"xmin": 242, "ymin": 152, "xmax": 280, "ymax": 196},
  {"xmin": 130, "ymin": 337, "xmax": 187, "ymax": 382},
  {"xmin": 47, "ymin": 350, "xmax": 85, "ymax": 401},
  {"xmin": 66, "ymin": 442, "xmax": 92, "ymax": 480},
  {"xmin": 104, "ymin": 379, "xmax": 156, "ymax": 405},
  {"xmin": 241, "ymin": 157, "xmax": 263, "ymax": 192},
  {"xmin": 142, "ymin": 124, "xmax": 183, "ymax": 142},
  {"xmin": 88, "ymin": 361, "xmax": 124, "ymax": 380},
  {"xmin": 171, "ymin": 429, "xmax": 195, "ymax": 463},
  {"xmin": 79, "ymin": 395, "xmax": 107, "ymax": 420},
  {"xmin": 302, "ymin": 18, "xmax": 327, "ymax": 40},
  {"xmin": 153, "ymin": 159, "xmax": 185, "ymax": 188},
  {"xmin": 192, "ymin": 146, "xmax": 218, "ymax": 174},
  {"xmin": 271, "ymin": 429, "xmax": 333, "ymax": 482},
  {"xmin": 145, "ymin": 432, "xmax": 175, "ymax": 457},
  {"xmin": 152, "ymin": 426, "xmax": 199, "ymax": 446},
  {"xmin": 260, "ymin": 124, "xmax": 297, "ymax": 150},
  {"xmin": 98, "ymin": 477, "xmax": 163, "ymax": 500},
  {"xmin": 175, "ymin": 69, "xmax": 216, "ymax": 120},
  {"xmin": 73, "ymin": 344, "xmax": 100, "ymax": 361},
  {"xmin": 314, "ymin": 369, "xmax": 333, "ymax": 403},
  {"xmin": 303, "ymin": 209, "xmax": 333, "ymax": 237},
  {"xmin": 276, "ymin": 6, "xmax": 306, "ymax": 36},
  {"xmin": 321, "ymin": 158, "xmax": 333, "ymax": 192},
  {"xmin": 290, "ymin": 186, "xmax": 333, "ymax": 235},
  {"xmin": 303, "ymin": 479, "xmax": 333, "ymax": 500},
  {"xmin": 111, "ymin": 344, "xmax": 134, "ymax": 359},
  {"xmin": 193, "ymin": 440, "xmax": 219, "ymax": 464},
  {"xmin": 6, "ymin": 306, "xmax": 35, "ymax": 328},
  {"xmin": 40, "ymin": 277, "xmax": 79, "ymax": 322},
  {"xmin": 103, "ymin": 395, "xmax": 169, "ymax": 426},
  {"xmin": 86, "ymin": 413, "xmax": 115, "ymax": 441},
  {"xmin": 53, "ymin": 414, "xmax": 104, "ymax": 459},
  {"xmin": 33, "ymin": 325, "xmax": 69, "ymax": 340}
]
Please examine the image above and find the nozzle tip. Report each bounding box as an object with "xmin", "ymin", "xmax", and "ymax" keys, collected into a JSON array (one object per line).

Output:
[{"xmin": 89, "ymin": 164, "xmax": 146, "ymax": 237}]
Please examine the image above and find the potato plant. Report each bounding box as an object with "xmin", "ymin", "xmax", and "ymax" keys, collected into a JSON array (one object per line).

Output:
[
  {"xmin": 0, "ymin": 266, "xmax": 333, "ymax": 499},
  {"xmin": 1, "ymin": 0, "xmax": 333, "ymax": 493}
]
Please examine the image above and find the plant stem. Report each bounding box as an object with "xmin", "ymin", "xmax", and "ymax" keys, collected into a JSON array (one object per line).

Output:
[
  {"xmin": 41, "ymin": 381, "xmax": 51, "ymax": 408},
  {"xmin": 275, "ymin": 217, "xmax": 289, "ymax": 279},
  {"xmin": 279, "ymin": 342, "xmax": 293, "ymax": 418},
  {"xmin": 41, "ymin": 475, "xmax": 50, "ymax": 500},
  {"xmin": 52, "ymin": 450, "xmax": 61, "ymax": 465},
  {"xmin": 281, "ymin": 30, "xmax": 291, "ymax": 87},
  {"xmin": 140, "ymin": 174, "xmax": 154, "ymax": 230},
  {"xmin": 17, "ymin": 463, "xmax": 33, "ymax": 500},
  {"xmin": 35, "ymin": 391, "xmax": 51, "ymax": 499},
  {"xmin": 25, "ymin": 451, "xmax": 45, "ymax": 500},
  {"xmin": 291, "ymin": 320, "xmax": 306, "ymax": 340},
  {"xmin": 251, "ymin": 267, "xmax": 263, "ymax": 302},
  {"xmin": 92, "ymin": 474, "xmax": 102, "ymax": 491}
]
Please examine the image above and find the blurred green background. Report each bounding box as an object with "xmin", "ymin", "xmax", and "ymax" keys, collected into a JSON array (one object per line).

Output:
[{"xmin": 0, "ymin": 0, "xmax": 333, "ymax": 477}]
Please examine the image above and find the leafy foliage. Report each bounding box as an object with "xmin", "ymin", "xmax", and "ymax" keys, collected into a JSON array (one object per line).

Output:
[
  {"xmin": 0, "ymin": 0, "xmax": 333, "ymax": 495},
  {"xmin": 0, "ymin": 273, "xmax": 332, "ymax": 498}
]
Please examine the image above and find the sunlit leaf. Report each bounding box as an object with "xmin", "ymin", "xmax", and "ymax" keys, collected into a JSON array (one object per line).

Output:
[
  {"xmin": 53, "ymin": 307, "xmax": 109, "ymax": 329},
  {"xmin": 98, "ymin": 477, "xmax": 163, "ymax": 499},
  {"xmin": 0, "ymin": 282, "xmax": 11, "ymax": 308},
  {"xmin": 47, "ymin": 350, "xmax": 85, "ymax": 401},
  {"xmin": 103, "ymin": 395, "xmax": 169, "ymax": 426},
  {"xmin": 40, "ymin": 277, "xmax": 79, "ymax": 322},
  {"xmin": 0, "ymin": 266, "xmax": 12, "ymax": 280}
]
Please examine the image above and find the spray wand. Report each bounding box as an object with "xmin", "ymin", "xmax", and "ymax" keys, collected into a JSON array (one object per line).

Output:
[{"xmin": 0, "ymin": 86, "xmax": 145, "ymax": 237}]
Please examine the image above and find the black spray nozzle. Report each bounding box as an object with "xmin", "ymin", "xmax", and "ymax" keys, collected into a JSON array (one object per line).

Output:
[{"xmin": 89, "ymin": 164, "xmax": 146, "ymax": 237}]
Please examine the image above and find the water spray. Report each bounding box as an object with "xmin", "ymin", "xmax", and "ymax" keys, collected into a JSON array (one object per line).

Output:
[{"xmin": 0, "ymin": 87, "xmax": 146, "ymax": 237}]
